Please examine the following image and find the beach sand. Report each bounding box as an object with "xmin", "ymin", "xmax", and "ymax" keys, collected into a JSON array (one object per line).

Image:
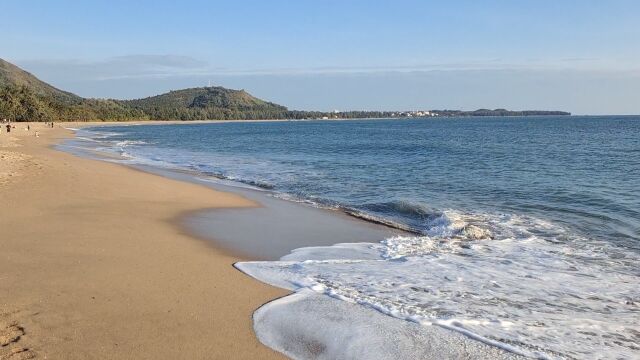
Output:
[{"xmin": 0, "ymin": 123, "xmax": 286, "ymax": 359}]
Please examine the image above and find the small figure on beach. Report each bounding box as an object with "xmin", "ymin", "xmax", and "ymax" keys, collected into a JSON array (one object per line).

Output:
[
  {"xmin": 27, "ymin": 125, "xmax": 30, "ymax": 131},
  {"xmin": 6, "ymin": 124, "xmax": 10, "ymax": 133}
]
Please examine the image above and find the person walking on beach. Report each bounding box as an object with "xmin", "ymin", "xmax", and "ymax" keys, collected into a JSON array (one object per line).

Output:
[{"xmin": 6, "ymin": 124, "xmax": 10, "ymax": 133}]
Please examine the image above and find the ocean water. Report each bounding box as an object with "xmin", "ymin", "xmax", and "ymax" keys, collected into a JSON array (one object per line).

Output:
[{"xmin": 67, "ymin": 116, "xmax": 639, "ymax": 359}]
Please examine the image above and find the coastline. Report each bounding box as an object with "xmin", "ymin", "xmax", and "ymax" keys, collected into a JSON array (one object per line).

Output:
[
  {"xmin": 0, "ymin": 122, "xmax": 287, "ymax": 359},
  {"xmin": 57, "ymin": 123, "xmax": 405, "ymax": 261},
  {"xmin": 56, "ymin": 121, "xmax": 526, "ymax": 359},
  {"xmin": 5, "ymin": 119, "xmax": 635, "ymax": 358}
]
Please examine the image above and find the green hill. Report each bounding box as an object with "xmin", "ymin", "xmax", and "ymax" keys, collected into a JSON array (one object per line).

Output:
[
  {"xmin": 0, "ymin": 58, "xmax": 145, "ymax": 121},
  {"xmin": 0, "ymin": 58, "xmax": 290, "ymax": 121},
  {"xmin": 121, "ymin": 87, "xmax": 289, "ymax": 120},
  {"xmin": 0, "ymin": 58, "xmax": 81, "ymax": 105}
]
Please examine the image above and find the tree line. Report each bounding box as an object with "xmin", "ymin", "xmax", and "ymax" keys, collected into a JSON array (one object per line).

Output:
[
  {"xmin": 1, "ymin": 85, "xmax": 569, "ymax": 122},
  {"xmin": 0, "ymin": 85, "xmax": 148, "ymax": 122},
  {"xmin": 0, "ymin": 85, "xmax": 397, "ymax": 122}
]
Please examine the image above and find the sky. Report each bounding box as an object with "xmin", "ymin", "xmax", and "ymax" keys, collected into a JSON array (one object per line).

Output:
[{"xmin": 1, "ymin": 0, "xmax": 639, "ymax": 114}]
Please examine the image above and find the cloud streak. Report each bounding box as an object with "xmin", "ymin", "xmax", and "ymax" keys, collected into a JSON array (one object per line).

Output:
[
  {"xmin": 15, "ymin": 54, "xmax": 640, "ymax": 82},
  {"xmin": 17, "ymin": 54, "xmax": 211, "ymax": 81}
]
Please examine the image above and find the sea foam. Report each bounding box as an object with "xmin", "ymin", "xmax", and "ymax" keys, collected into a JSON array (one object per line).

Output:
[
  {"xmin": 252, "ymin": 290, "xmax": 523, "ymax": 359},
  {"xmin": 238, "ymin": 211, "xmax": 640, "ymax": 359}
]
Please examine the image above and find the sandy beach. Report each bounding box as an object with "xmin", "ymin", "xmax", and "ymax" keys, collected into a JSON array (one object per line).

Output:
[{"xmin": 0, "ymin": 123, "xmax": 286, "ymax": 359}]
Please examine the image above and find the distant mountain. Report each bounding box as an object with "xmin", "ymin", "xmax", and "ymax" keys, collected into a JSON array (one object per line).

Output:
[
  {"xmin": 0, "ymin": 58, "xmax": 571, "ymax": 122},
  {"xmin": 0, "ymin": 58, "xmax": 81, "ymax": 105},
  {"xmin": 0, "ymin": 58, "xmax": 144, "ymax": 121},
  {"xmin": 121, "ymin": 86, "xmax": 289, "ymax": 120},
  {"xmin": 431, "ymin": 109, "xmax": 571, "ymax": 117}
]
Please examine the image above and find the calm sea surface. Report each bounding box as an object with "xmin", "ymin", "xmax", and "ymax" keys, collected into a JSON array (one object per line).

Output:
[{"xmin": 71, "ymin": 116, "xmax": 639, "ymax": 358}]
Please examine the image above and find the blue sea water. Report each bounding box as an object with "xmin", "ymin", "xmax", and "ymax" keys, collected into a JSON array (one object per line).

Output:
[{"xmin": 69, "ymin": 116, "xmax": 640, "ymax": 359}]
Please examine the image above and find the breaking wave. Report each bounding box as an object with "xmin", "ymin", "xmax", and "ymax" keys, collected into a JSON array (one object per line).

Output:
[{"xmin": 238, "ymin": 211, "xmax": 640, "ymax": 359}]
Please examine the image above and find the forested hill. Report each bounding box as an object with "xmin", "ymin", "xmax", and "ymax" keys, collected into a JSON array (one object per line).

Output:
[
  {"xmin": 120, "ymin": 87, "xmax": 290, "ymax": 120},
  {"xmin": 0, "ymin": 58, "xmax": 292, "ymax": 121},
  {"xmin": 0, "ymin": 58, "xmax": 80, "ymax": 104},
  {"xmin": 0, "ymin": 58, "xmax": 571, "ymax": 121},
  {"xmin": 0, "ymin": 58, "xmax": 146, "ymax": 121}
]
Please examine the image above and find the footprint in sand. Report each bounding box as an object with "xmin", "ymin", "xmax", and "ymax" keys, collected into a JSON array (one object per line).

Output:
[{"xmin": 0, "ymin": 321, "xmax": 35, "ymax": 360}]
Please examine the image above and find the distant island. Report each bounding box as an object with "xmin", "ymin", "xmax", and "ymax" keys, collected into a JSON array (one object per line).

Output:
[
  {"xmin": 411, "ymin": 109, "xmax": 571, "ymax": 117},
  {"xmin": 0, "ymin": 58, "xmax": 570, "ymax": 122}
]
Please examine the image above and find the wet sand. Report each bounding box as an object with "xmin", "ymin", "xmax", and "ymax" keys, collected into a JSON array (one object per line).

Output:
[
  {"xmin": 0, "ymin": 123, "xmax": 287, "ymax": 359},
  {"xmin": 59, "ymin": 129, "xmax": 405, "ymax": 260},
  {"xmin": 119, "ymin": 166, "xmax": 403, "ymax": 260},
  {"xmin": 183, "ymin": 190, "xmax": 404, "ymax": 260}
]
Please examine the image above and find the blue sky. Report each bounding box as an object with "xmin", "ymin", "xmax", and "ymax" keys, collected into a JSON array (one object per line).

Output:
[{"xmin": 2, "ymin": 0, "xmax": 639, "ymax": 114}]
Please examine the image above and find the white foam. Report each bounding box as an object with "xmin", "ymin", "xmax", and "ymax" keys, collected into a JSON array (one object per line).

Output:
[
  {"xmin": 253, "ymin": 290, "xmax": 523, "ymax": 360},
  {"xmin": 280, "ymin": 243, "xmax": 380, "ymax": 262},
  {"xmin": 74, "ymin": 136, "xmax": 102, "ymax": 143},
  {"xmin": 238, "ymin": 212, "xmax": 640, "ymax": 359},
  {"xmin": 115, "ymin": 140, "xmax": 148, "ymax": 147}
]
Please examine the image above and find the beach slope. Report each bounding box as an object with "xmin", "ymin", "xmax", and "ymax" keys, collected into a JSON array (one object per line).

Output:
[{"xmin": 0, "ymin": 123, "xmax": 286, "ymax": 359}]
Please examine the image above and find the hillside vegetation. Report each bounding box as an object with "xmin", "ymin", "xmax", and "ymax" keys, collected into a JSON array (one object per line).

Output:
[
  {"xmin": 0, "ymin": 58, "xmax": 296, "ymax": 121},
  {"xmin": 121, "ymin": 87, "xmax": 289, "ymax": 120},
  {"xmin": 0, "ymin": 59, "xmax": 146, "ymax": 121}
]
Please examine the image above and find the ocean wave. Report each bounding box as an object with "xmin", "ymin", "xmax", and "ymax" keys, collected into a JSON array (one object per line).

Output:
[
  {"xmin": 238, "ymin": 211, "xmax": 640, "ymax": 359},
  {"xmin": 269, "ymin": 192, "xmax": 334, "ymax": 208},
  {"xmin": 341, "ymin": 208, "xmax": 419, "ymax": 233},
  {"xmin": 78, "ymin": 129, "xmax": 123, "ymax": 139},
  {"xmin": 360, "ymin": 200, "xmax": 440, "ymax": 219},
  {"xmin": 115, "ymin": 140, "xmax": 148, "ymax": 147},
  {"xmin": 225, "ymin": 176, "xmax": 276, "ymax": 190},
  {"xmin": 74, "ymin": 136, "xmax": 103, "ymax": 143}
]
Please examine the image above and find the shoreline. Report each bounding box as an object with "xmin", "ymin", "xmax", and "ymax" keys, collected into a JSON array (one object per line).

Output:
[
  {"xmin": 53, "ymin": 121, "xmax": 526, "ymax": 359},
  {"xmin": 60, "ymin": 123, "xmax": 406, "ymax": 260},
  {"xmin": 0, "ymin": 122, "xmax": 287, "ymax": 359},
  {"xmin": 5, "ymin": 119, "xmax": 630, "ymax": 358}
]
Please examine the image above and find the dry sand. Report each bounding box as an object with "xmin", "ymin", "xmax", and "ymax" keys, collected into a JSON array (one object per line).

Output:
[{"xmin": 0, "ymin": 122, "xmax": 287, "ymax": 359}]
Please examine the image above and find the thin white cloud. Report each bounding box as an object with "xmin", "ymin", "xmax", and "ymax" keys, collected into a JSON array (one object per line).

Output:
[
  {"xmin": 16, "ymin": 54, "xmax": 210, "ymax": 81},
  {"xmin": 108, "ymin": 54, "xmax": 208, "ymax": 68},
  {"xmin": 15, "ymin": 54, "xmax": 640, "ymax": 82}
]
